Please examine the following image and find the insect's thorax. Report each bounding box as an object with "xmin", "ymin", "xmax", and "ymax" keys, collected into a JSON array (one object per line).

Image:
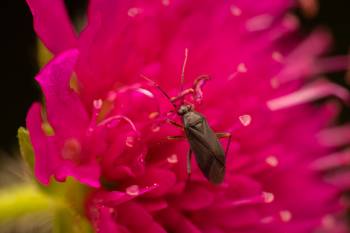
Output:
[{"xmin": 182, "ymin": 111, "xmax": 203, "ymax": 128}]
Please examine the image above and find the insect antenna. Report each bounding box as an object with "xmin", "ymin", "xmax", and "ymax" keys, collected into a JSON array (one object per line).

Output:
[
  {"xmin": 180, "ymin": 48, "xmax": 189, "ymax": 104},
  {"xmin": 141, "ymin": 74, "xmax": 177, "ymax": 109}
]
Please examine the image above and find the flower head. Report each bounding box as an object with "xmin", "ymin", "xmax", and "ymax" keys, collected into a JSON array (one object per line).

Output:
[{"xmin": 25, "ymin": 0, "xmax": 349, "ymax": 232}]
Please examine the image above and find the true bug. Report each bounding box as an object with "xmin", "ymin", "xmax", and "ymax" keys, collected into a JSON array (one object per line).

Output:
[{"xmin": 143, "ymin": 49, "xmax": 231, "ymax": 184}]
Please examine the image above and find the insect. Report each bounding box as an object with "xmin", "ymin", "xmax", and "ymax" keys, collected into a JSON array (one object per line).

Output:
[{"xmin": 143, "ymin": 49, "xmax": 231, "ymax": 184}]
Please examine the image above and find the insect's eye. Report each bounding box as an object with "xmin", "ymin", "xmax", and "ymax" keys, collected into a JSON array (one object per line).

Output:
[{"xmin": 178, "ymin": 105, "xmax": 188, "ymax": 115}]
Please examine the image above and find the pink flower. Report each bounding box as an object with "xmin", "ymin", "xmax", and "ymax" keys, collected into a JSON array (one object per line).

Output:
[{"xmin": 25, "ymin": 0, "xmax": 349, "ymax": 232}]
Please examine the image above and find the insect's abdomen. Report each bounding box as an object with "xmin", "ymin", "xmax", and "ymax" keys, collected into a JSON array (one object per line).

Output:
[{"xmin": 183, "ymin": 112, "xmax": 226, "ymax": 184}]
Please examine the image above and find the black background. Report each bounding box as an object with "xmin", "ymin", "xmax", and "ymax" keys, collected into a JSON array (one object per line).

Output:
[{"xmin": 0, "ymin": 0, "xmax": 349, "ymax": 152}]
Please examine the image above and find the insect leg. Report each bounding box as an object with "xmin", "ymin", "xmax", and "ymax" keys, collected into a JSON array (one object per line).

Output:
[
  {"xmin": 167, "ymin": 135, "xmax": 186, "ymax": 140},
  {"xmin": 187, "ymin": 148, "xmax": 192, "ymax": 179},
  {"xmin": 216, "ymin": 132, "xmax": 231, "ymax": 138},
  {"xmin": 167, "ymin": 119, "xmax": 184, "ymax": 129},
  {"xmin": 225, "ymin": 134, "xmax": 232, "ymax": 157},
  {"xmin": 216, "ymin": 132, "xmax": 232, "ymax": 157}
]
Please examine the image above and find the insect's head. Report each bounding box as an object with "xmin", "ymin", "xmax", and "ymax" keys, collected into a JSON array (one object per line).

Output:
[
  {"xmin": 142, "ymin": 49, "xmax": 208, "ymax": 116},
  {"xmin": 177, "ymin": 104, "xmax": 193, "ymax": 116}
]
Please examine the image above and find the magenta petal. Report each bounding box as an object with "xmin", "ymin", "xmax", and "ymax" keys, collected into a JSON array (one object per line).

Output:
[
  {"xmin": 27, "ymin": 103, "xmax": 101, "ymax": 186},
  {"xmin": 35, "ymin": 49, "xmax": 89, "ymax": 135},
  {"xmin": 201, "ymin": 227, "xmax": 225, "ymax": 233},
  {"xmin": 28, "ymin": 49, "xmax": 98, "ymax": 186},
  {"xmin": 25, "ymin": 0, "xmax": 348, "ymax": 232},
  {"xmin": 110, "ymin": 87, "xmax": 159, "ymax": 127},
  {"xmin": 170, "ymin": 183, "xmax": 214, "ymax": 211},
  {"xmin": 139, "ymin": 168, "xmax": 177, "ymax": 198},
  {"xmin": 140, "ymin": 199, "xmax": 168, "ymax": 212},
  {"xmin": 55, "ymin": 161, "xmax": 101, "ymax": 188},
  {"xmin": 196, "ymin": 207, "xmax": 261, "ymax": 229},
  {"xmin": 92, "ymin": 191, "xmax": 134, "ymax": 207},
  {"xmin": 26, "ymin": 103, "xmax": 54, "ymax": 184},
  {"xmin": 104, "ymin": 165, "xmax": 135, "ymax": 180},
  {"xmin": 92, "ymin": 184, "xmax": 158, "ymax": 207},
  {"xmin": 156, "ymin": 208, "xmax": 202, "ymax": 233},
  {"xmin": 89, "ymin": 206, "xmax": 120, "ymax": 233},
  {"xmin": 117, "ymin": 202, "xmax": 167, "ymax": 233},
  {"xmin": 75, "ymin": 0, "xmax": 128, "ymax": 101},
  {"xmin": 26, "ymin": 0, "xmax": 77, "ymax": 54}
]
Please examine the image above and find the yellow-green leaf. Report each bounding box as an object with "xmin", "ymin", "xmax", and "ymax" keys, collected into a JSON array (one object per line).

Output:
[
  {"xmin": 0, "ymin": 185, "xmax": 53, "ymax": 223},
  {"xmin": 17, "ymin": 127, "xmax": 35, "ymax": 171}
]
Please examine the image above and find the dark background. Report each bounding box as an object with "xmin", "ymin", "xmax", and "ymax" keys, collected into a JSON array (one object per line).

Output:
[{"xmin": 0, "ymin": 0, "xmax": 349, "ymax": 152}]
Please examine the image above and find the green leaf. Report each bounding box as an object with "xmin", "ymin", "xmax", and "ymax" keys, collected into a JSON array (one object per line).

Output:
[
  {"xmin": 0, "ymin": 185, "xmax": 52, "ymax": 223},
  {"xmin": 0, "ymin": 184, "xmax": 94, "ymax": 233},
  {"xmin": 17, "ymin": 127, "xmax": 35, "ymax": 171}
]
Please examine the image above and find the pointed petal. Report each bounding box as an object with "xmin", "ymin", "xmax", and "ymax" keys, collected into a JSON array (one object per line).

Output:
[
  {"xmin": 35, "ymin": 49, "xmax": 89, "ymax": 135},
  {"xmin": 26, "ymin": 0, "xmax": 77, "ymax": 54}
]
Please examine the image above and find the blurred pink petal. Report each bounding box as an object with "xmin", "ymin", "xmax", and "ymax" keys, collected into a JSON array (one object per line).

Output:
[{"xmin": 26, "ymin": 0, "xmax": 77, "ymax": 54}]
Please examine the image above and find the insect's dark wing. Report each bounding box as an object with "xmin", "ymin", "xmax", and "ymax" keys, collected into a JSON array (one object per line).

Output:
[{"xmin": 185, "ymin": 117, "xmax": 226, "ymax": 184}]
